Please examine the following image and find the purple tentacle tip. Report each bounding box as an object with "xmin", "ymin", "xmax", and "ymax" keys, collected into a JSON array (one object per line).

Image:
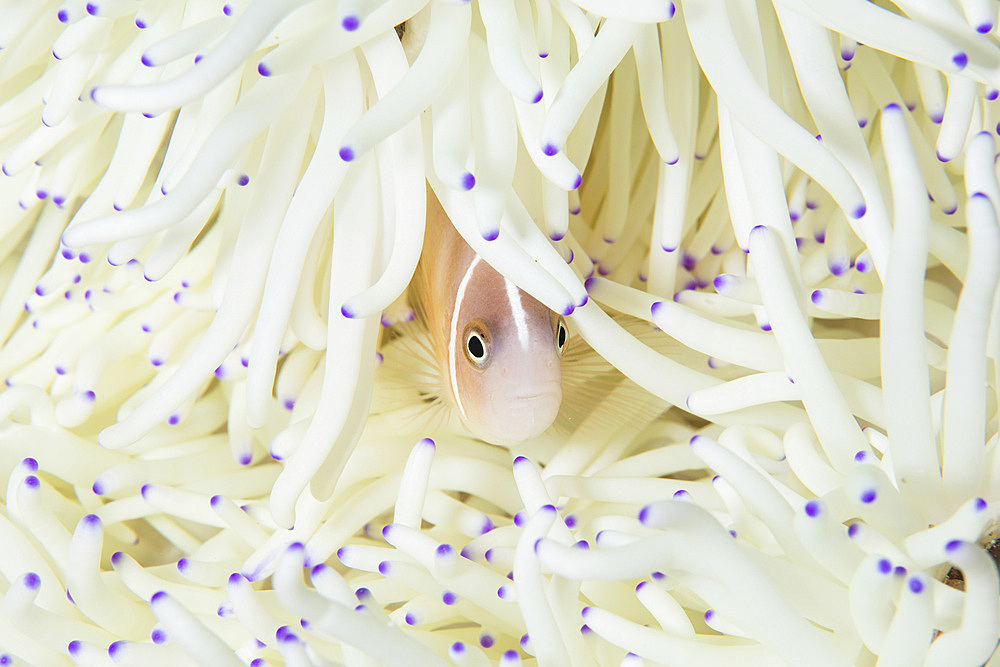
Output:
[
  {"xmin": 561, "ymin": 303, "xmax": 575, "ymax": 317},
  {"xmin": 23, "ymin": 572, "xmax": 40, "ymax": 589},
  {"xmin": 804, "ymin": 500, "xmax": 821, "ymax": 517},
  {"xmin": 945, "ymin": 538, "xmax": 963, "ymax": 552},
  {"xmin": 339, "ymin": 146, "xmax": 354, "ymax": 162},
  {"xmin": 638, "ymin": 505, "xmax": 650, "ymax": 524},
  {"xmin": 859, "ymin": 488, "xmax": 877, "ymax": 503},
  {"xmin": 482, "ymin": 228, "xmax": 499, "ymax": 241},
  {"xmin": 150, "ymin": 591, "xmax": 167, "ymax": 604},
  {"xmin": 85, "ymin": 3, "xmax": 97, "ymax": 15},
  {"xmin": 532, "ymin": 90, "xmax": 543, "ymax": 104},
  {"xmin": 57, "ymin": 9, "xmax": 69, "ymax": 22},
  {"xmin": 342, "ymin": 15, "xmax": 360, "ymax": 31},
  {"xmin": 810, "ymin": 290, "xmax": 823, "ymax": 304},
  {"xmin": 974, "ymin": 497, "xmax": 987, "ymax": 511},
  {"xmin": 141, "ymin": 54, "xmax": 153, "ymax": 67},
  {"xmin": 461, "ymin": 172, "xmax": 476, "ymax": 190},
  {"xmin": 852, "ymin": 204, "xmax": 866, "ymax": 219},
  {"xmin": 952, "ymin": 52, "xmax": 968, "ymax": 69},
  {"xmin": 257, "ymin": 62, "xmax": 271, "ymax": 77},
  {"xmin": 877, "ymin": 558, "xmax": 892, "ymax": 574},
  {"xmin": 908, "ymin": 577, "xmax": 924, "ymax": 594},
  {"xmin": 977, "ymin": 22, "xmax": 993, "ymax": 33},
  {"xmin": 572, "ymin": 173, "xmax": 582, "ymax": 190},
  {"xmin": 542, "ymin": 143, "xmax": 559, "ymax": 157}
]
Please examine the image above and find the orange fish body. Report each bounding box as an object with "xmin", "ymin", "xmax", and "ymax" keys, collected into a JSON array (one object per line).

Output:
[{"xmin": 411, "ymin": 188, "xmax": 567, "ymax": 445}]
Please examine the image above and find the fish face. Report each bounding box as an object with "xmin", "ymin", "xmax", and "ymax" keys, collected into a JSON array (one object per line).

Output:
[{"xmin": 448, "ymin": 258, "xmax": 567, "ymax": 446}]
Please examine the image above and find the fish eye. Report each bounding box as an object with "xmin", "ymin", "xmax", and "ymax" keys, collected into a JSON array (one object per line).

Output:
[
  {"xmin": 462, "ymin": 319, "xmax": 491, "ymax": 369},
  {"xmin": 555, "ymin": 317, "xmax": 568, "ymax": 357}
]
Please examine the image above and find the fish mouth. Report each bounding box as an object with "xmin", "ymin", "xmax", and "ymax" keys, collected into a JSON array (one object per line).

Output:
[{"xmin": 510, "ymin": 384, "xmax": 561, "ymax": 402}]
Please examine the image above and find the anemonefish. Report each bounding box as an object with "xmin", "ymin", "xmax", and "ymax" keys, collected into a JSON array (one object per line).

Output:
[{"xmin": 410, "ymin": 187, "xmax": 569, "ymax": 446}]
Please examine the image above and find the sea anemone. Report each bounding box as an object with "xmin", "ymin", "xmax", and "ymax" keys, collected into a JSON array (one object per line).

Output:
[{"xmin": 1, "ymin": 0, "xmax": 998, "ymax": 664}]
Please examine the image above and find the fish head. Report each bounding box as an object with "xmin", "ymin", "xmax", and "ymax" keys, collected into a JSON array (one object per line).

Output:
[{"xmin": 448, "ymin": 259, "xmax": 568, "ymax": 446}]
